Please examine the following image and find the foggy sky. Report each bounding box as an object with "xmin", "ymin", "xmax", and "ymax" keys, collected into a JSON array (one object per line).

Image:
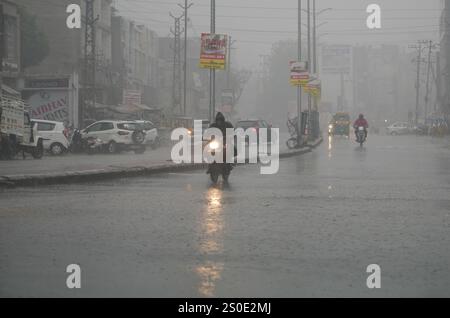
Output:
[{"xmin": 114, "ymin": 0, "xmax": 443, "ymax": 68}]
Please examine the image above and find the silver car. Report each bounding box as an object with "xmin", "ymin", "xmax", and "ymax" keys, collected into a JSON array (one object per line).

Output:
[{"xmin": 387, "ymin": 122, "xmax": 410, "ymax": 136}]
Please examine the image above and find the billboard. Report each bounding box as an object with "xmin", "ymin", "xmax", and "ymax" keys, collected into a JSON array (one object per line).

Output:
[
  {"xmin": 199, "ymin": 33, "xmax": 228, "ymax": 70},
  {"xmin": 290, "ymin": 61, "xmax": 309, "ymax": 86},
  {"xmin": 321, "ymin": 45, "xmax": 352, "ymax": 74}
]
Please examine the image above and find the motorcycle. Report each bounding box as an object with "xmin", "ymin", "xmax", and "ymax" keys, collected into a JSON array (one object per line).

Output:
[
  {"xmin": 85, "ymin": 137, "xmax": 104, "ymax": 155},
  {"xmin": 356, "ymin": 126, "xmax": 367, "ymax": 147},
  {"xmin": 205, "ymin": 139, "xmax": 233, "ymax": 184}
]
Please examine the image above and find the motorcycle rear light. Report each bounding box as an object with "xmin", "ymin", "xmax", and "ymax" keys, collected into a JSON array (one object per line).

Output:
[{"xmin": 118, "ymin": 131, "xmax": 130, "ymax": 136}]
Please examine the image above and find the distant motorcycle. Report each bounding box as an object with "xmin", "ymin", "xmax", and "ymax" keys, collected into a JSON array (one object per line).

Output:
[
  {"xmin": 205, "ymin": 139, "xmax": 233, "ymax": 184},
  {"xmin": 356, "ymin": 126, "xmax": 367, "ymax": 147}
]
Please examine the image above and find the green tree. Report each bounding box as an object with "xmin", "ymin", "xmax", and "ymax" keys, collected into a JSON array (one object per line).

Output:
[{"xmin": 18, "ymin": 6, "xmax": 49, "ymax": 69}]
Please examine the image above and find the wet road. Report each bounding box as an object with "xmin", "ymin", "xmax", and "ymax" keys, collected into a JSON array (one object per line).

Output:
[{"xmin": 1, "ymin": 135, "xmax": 450, "ymax": 297}]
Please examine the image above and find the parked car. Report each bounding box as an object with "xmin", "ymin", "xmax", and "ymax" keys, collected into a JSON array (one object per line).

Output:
[
  {"xmin": 31, "ymin": 119, "xmax": 70, "ymax": 156},
  {"xmin": 134, "ymin": 120, "xmax": 160, "ymax": 149},
  {"xmin": 81, "ymin": 120, "xmax": 146, "ymax": 154},
  {"xmin": 235, "ymin": 119, "xmax": 275, "ymax": 144},
  {"xmin": 386, "ymin": 122, "xmax": 410, "ymax": 135}
]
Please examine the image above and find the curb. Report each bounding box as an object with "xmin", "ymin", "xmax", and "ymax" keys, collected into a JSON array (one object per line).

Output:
[{"xmin": 0, "ymin": 138, "xmax": 323, "ymax": 188}]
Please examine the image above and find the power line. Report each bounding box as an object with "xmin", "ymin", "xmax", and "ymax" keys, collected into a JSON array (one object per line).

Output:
[{"xmin": 121, "ymin": 0, "xmax": 442, "ymax": 11}]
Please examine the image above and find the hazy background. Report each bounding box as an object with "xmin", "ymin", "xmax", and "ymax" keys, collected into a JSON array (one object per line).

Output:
[{"xmin": 113, "ymin": 0, "xmax": 442, "ymax": 68}]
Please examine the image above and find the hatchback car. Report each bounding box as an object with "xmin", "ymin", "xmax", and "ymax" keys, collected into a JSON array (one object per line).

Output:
[
  {"xmin": 31, "ymin": 119, "xmax": 70, "ymax": 156},
  {"xmin": 81, "ymin": 121, "xmax": 146, "ymax": 154}
]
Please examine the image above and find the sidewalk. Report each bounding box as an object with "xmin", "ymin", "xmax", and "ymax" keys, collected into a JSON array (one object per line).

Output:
[{"xmin": 0, "ymin": 137, "xmax": 322, "ymax": 187}]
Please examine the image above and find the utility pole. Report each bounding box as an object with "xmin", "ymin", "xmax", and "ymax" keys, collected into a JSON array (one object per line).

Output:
[
  {"xmin": 312, "ymin": 0, "xmax": 317, "ymax": 74},
  {"xmin": 307, "ymin": 0, "xmax": 312, "ymax": 139},
  {"xmin": 170, "ymin": 13, "xmax": 184, "ymax": 115},
  {"xmin": 297, "ymin": 0, "xmax": 303, "ymax": 144},
  {"xmin": 424, "ymin": 40, "xmax": 433, "ymax": 121},
  {"xmin": 83, "ymin": 0, "xmax": 98, "ymax": 128},
  {"xmin": 209, "ymin": 0, "xmax": 216, "ymax": 122},
  {"xmin": 410, "ymin": 41, "xmax": 424, "ymax": 126},
  {"xmin": 0, "ymin": 3, "xmax": 4, "ymax": 99},
  {"xmin": 179, "ymin": 1, "xmax": 193, "ymax": 116},
  {"xmin": 227, "ymin": 37, "xmax": 236, "ymax": 89}
]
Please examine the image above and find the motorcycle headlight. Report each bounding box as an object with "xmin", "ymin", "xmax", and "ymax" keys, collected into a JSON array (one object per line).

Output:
[
  {"xmin": 329, "ymin": 125, "xmax": 333, "ymax": 129},
  {"xmin": 209, "ymin": 140, "xmax": 220, "ymax": 150}
]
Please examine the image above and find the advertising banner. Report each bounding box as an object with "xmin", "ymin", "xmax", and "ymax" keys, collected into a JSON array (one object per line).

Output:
[
  {"xmin": 290, "ymin": 61, "xmax": 309, "ymax": 86},
  {"xmin": 199, "ymin": 33, "xmax": 228, "ymax": 70},
  {"xmin": 27, "ymin": 90, "xmax": 69, "ymax": 122},
  {"xmin": 304, "ymin": 78, "xmax": 322, "ymax": 98}
]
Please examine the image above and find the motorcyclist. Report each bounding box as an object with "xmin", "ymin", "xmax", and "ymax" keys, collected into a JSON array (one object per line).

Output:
[
  {"xmin": 353, "ymin": 114, "xmax": 369, "ymax": 140},
  {"xmin": 208, "ymin": 112, "xmax": 236, "ymax": 170},
  {"xmin": 209, "ymin": 112, "xmax": 234, "ymax": 140}
]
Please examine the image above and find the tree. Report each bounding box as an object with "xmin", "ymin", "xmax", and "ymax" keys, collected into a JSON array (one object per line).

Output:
[{"xmin": 18, "ymin": 6, "xmax": 49, "ymax": 69}]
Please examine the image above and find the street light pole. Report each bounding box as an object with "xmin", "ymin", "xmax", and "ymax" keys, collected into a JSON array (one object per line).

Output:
[{"xmin": 210, "ymin": 0, "xmax": 216, "ymax": 122}]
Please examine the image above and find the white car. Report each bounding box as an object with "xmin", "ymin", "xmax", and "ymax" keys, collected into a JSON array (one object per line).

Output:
[
  {"xmin": 81, "ymin": 120, "xmax": 146, "ymax": 154},
  {"xmin": 387, "ymin": 122, "xmax": 410, "ymax": 135},
  {"xmin": 134, "ymin": 120, "xmax": 160, "ymax": 149},
  {"xmin": 31, "ymin": 119, "xmax": 70, "ymax": 156}
]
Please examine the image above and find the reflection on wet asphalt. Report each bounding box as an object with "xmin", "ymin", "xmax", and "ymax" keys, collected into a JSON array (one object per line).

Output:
[{"xmin": 0, "ymin": 135, "xmax": 450, "ymax": 297}]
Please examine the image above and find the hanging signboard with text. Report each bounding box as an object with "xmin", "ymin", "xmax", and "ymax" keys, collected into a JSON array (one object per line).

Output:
[
  {"xmin": 199, "ymin": 33, "xmax": 228, "ymax": 70},
  {"xmin": 304, "ymin": 78, "xmax": 322, "ymax": 98},
  {"xmin": 290, "ymin": 61, "xmax": 309, "ymax": 87}
]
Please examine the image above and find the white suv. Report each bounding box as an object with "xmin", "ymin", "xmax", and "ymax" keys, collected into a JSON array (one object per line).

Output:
[
  {"xmin": 31, "ymin": 119, "xmax": 70, "ymax": 156},
  {"xmin": 81, "ymin": 121, "xmax": 146, "ymax": 154}
]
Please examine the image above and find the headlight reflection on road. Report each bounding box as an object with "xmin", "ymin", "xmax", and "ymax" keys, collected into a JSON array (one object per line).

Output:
[
  {"xmin": 328, "ymin": 135, "xmax": 333, "ymax": 159},
  {"xmin": 195, "ymin": 187, "xmax": 225, "ymax": 297}
]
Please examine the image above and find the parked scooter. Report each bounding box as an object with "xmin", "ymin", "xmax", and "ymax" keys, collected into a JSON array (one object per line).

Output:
[{"xmin": 68, "ymin": 128, "xmax": 104, "ymax": 154}]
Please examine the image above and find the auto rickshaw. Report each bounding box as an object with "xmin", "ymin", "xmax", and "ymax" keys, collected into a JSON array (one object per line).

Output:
[{"xmin": 328, "ymin": 112, "xmax": 351, "ymax": 137}]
